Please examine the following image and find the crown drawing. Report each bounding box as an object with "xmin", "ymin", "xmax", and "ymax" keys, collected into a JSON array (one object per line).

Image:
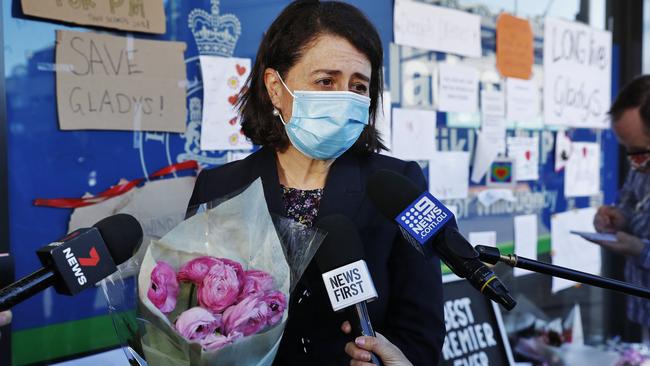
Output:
[{"xmin": 189, "ymin": 0, "xmax": 241, "ymax": 57}]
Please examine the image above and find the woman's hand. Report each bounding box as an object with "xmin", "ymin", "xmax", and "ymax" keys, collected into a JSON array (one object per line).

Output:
[
  {"xmin": 341, "ymin": 321, "xmax": 413, "ymax": 366},
  {"xmin": 0, "ymin": 310, "xmax": 12, "ymax": 340},
  {"xmin": 594, "ymin": 206, "xmax": 627, "ymax": 233},
  {"xmin": 592, "ymin": 231, "xmax": 646, "ymax": 257}
]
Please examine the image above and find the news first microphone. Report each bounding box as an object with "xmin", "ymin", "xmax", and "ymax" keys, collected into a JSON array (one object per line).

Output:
[
  {"xmin": 315, "ymin": 214, "xmax": 383, "ymax": 366},
  {"xmin": 367, "ymin": 169, "xmax": 516, "ymax": 311},
  {"xmin": 0, "ymin": 213, "xmax": 143, "ymax": 311}
]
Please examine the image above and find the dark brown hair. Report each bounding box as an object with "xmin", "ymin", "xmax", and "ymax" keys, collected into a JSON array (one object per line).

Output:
[
  {"xmin": 238, "ymin": 0, "xmax": 386, "ymax": 153},
  {"xmin": 609, "ymin": 75, "xmax": 650, "ymax": 133}
]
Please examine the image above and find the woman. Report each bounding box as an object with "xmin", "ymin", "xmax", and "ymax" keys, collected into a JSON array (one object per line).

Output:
[{"xmin": 187, "ymin": 1, "xmax": 445, "ymax": 364}]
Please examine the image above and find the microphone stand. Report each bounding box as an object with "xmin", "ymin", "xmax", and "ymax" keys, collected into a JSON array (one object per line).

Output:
[{"xmin": 475, "ymin": 245, "xmax": 650, "ymax": 300}]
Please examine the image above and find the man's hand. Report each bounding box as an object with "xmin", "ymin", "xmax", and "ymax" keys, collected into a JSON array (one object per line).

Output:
[
  {"xmin": 594, "ymin": 206, "xmax": 627, "ymax": 233},
  {"xmin": 592, "ymin": 231, "xmax": 646, "ymax": 257}
]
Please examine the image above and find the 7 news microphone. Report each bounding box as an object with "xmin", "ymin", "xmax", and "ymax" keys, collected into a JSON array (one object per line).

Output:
[
  {"xmin": 0, "ymin": 213, "xmax": 143, "ymax": 311},
  {"xmin": 367, "ymin": 169, "xmax": 516, "ymax": 311},
  {"xmin": 315, "ymin": 214, "xmax": 383, "ymax": 366}
]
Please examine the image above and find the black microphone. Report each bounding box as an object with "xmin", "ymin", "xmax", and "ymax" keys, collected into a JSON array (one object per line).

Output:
[
  {"xmin": 367, "ymin": 169, "xmax": 516, "ymax": 311},
  {"xmin": 0, "ymin": 213, "xmax": 143, "ymax": 311},
  {"xmin": 315, "ymin": 214, "xmax": 383, "ymax": 366}
]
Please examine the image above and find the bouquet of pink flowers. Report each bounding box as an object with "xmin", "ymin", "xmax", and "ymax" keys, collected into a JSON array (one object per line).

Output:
[
  {"xmin": 146, "ymin": 257, "xmax": 287, "ymax": 352},
  {"xmin": 103, "ymin": 179, "xmax": 325, "ymax": 365}
]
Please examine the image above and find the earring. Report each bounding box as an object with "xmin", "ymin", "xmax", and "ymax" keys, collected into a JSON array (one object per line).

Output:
[{"xmin": 272, "ymin": 108, "xmax": 280, "ymax": 116}]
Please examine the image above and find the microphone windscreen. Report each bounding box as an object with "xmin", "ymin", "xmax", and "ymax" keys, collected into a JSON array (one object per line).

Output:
[
  {"xmin": 367, "ymin": 169, "xmax": 423, "ymax": 219},
  {"xmin": 315, "ymin": 214, "xmax": 364, "ymax": 272},
  {"xmin": 93, "ymin": 213, "xmax": 143, "ymax": 265}
]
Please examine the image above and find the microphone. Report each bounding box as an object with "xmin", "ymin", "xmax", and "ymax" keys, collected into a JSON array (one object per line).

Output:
[
  {"xmin": 0, "ymin": 213, "xmax": 143, "ymax": 311},
  {"xmin": 315, "ymin": 214, "xmax": 383, "ymax": 366},
  {"xmin": 367, "ymin": 169, "xmax": 516, "ymax": 311}
]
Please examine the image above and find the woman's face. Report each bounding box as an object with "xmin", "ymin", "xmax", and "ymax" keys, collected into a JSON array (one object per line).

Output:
[{"xmin": 265, "ymin": 34, "xmax": 372, "ymax": 121}]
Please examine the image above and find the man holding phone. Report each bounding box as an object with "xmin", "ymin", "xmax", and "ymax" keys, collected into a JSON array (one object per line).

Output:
[{"xmin": 593, "ymin": 75, "xmax": 650, "ymax": 329}]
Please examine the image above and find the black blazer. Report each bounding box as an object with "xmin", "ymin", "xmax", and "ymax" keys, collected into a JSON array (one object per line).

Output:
[{"xmin": 187, "ymin": 147, "xmax": 445, "ymax": 365}]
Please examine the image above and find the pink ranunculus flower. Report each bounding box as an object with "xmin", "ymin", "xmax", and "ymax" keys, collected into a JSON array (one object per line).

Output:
[
  {"xmin": 261, "ymin": 290, "xmax": 287, "ymax": 326},
  {"xmin": 177, "ymin": 256, "xmax": 220, "ymax": 285},
  {"xmin": 147, "ymin": 261, "xmax": 179, "ymax": 313},
  {"xmin": 200, "ymin": 331, "xmax": 243, "ymax": 352},
  {"xmin": 219, "ymin": 258, "xmax": 245, "ymax": 285},
  {"xmin": 198, "ymin": 260, "xmax": 242, "ymax": 313},
  {"xmin": 222, "ymin": 295, "xmax": 270, "ymax": 336},
  {"xmin": 238, "ymin": 270, "xmax": 274, "ymax": 301},
  {"xmin": 174, "ymin": 307, "xmax": 222, "ymax": 341}
]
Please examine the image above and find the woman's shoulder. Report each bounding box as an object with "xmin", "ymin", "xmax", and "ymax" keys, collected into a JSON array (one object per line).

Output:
[
  {"xmin": 190, "ymin": 149, "xmax": 265, "ymax": 205},
  {"xmin": 357, "ymin": 151, "xmax": 427, "ymax": 190},
  {"xmin": 362, "ymin": 152, "xmax": 423, "ymax": 175}
]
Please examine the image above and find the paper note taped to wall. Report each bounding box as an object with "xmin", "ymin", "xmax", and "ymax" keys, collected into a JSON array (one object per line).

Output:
[
  {"xmin": 22, "ymin": 0, "xmax": 165, "ymax": 34},
  {"xmin": 394, "ymin": 0, "xmax": 481, "ymax": 57},
  {"xmin": 543, "ymin": 17, "xmax": 612, "ymax": 128},
  {"xmin": 55, "ymin": 30, "xmax": 187, "ymax": 132}
]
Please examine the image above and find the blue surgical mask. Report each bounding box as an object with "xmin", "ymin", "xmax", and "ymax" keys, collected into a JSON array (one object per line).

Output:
[{"xmin": 276, "ymin": 72, "xmax": 370, "ymax": 160}]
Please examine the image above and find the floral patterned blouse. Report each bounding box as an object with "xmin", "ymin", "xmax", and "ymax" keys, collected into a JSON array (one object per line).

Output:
[{"xmin": 281, "ymin": 185, "xmax": 323, "ymax": 227}]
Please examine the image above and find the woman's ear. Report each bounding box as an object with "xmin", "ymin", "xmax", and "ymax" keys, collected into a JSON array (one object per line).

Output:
[{"xmin": 263, "ymin": 68, "xmax": 283, "ymax": 109}]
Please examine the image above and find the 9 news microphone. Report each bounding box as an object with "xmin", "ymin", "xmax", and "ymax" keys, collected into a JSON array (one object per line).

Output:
[
  {"xmin": 367, "ymin": 170, "xmax": 516, "ymax": 311},
  {"xmin": 315, "ymin": 214, "xmax": 383, "ymax": 366},
  {"xmin": 0, "ymin": 213, "xmax": 142, "ymax": 311}
]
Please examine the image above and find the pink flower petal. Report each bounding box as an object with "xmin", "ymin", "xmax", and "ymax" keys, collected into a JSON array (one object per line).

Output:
[
  {"xmin": 198, "ymin": 260, "xmax": 242, "ymax": 313},
  {"xmin": 178, "ymin": 256, "xmax": 220, "ymax": 285},
  {"xmin": 261, "ymin": 290, "xmax": 287, "ymax": 326},
  {"xmin": 238, "ymin": 270, "xmax": 274, "ymax": 301},
  {"xmin": 174, "ymin": 307, "xmax": 222, "ymax": 341},
  {"xmin": 222, "ymin": 295, "xmax": 270, "ymax": 336},
  {"xmin": 147, "ymin": 261, "xmax": 179, "ymax": 313}
]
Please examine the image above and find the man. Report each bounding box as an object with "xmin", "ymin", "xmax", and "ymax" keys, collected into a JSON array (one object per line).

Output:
[{"xmin": 593, "ymin": 75, "xmax": 650, "ymax": 329}]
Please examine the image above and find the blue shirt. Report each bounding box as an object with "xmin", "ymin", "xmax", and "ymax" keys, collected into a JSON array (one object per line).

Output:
[{"xmin": 617, "ymin": 170, "xmax": 650, "ymax": 326}]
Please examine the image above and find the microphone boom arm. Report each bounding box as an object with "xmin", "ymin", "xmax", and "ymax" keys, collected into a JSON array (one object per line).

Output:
[{"xmin": 475, "ymin": 245, "xmax": 650, "ymax": 300}]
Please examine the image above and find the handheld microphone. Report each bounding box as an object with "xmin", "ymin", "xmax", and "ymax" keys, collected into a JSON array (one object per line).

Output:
[
  {"xmin": 0, "ymin": 213, "xmax": 143, "ymax": 311},
  {"xmin": 367, "ymin": 169, "xmax": 516, "ymax": 311},
  {"xmin": 315, "ymin": 214, "xmax": 383, "ymax": 366}
]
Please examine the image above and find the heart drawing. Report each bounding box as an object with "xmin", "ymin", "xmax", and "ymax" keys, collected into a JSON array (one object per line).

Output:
[
  {"xmin": 236, "ymin": 64, "xmax": 247, "ymax": 76},
  {"xmin": 495, "ymin": 167, "xmax": 508, "ymax": 179},
  {"xmin": 228, "ymin": 94, "xmax": 238, "ymax": 105}
]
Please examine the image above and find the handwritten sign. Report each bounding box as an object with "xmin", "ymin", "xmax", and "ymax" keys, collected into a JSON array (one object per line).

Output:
[
  {"xmin": 21, "ymin": 0, "xmax": 165, "ymax": 34},
  {"xmin": 496, "ymin": 13, "xmax": 533, "ymax": 79},
  {"xmin": 394, "ymin": 0, "xmax": 481, "ymax": 57},
  {"xmin": 543, "ymin": 17, "xmax": 612, "ymax": 128},
  {"xmin": 440, "ymin": 279, "xmax": 514, "ymax": 366},
  {"xmin": 56, "ymin": 30, "xmax": 187, "ymax": 132}
]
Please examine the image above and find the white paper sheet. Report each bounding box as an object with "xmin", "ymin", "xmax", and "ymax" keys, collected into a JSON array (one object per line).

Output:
[
  {"xmin": 69, "ymin": 176, "xmax": 196, "ymax": 276},
  {"xmin": 392, "ymin": 108, "xmax": 437, "ymax": 160},
  {"xmin": 514, "ymin": 214, "xmax": 538, "ymax": 276},
  {"xmin": 481, "ymin": 89, "xmax": 507, "ymax": 154},
  {"xmin": 507, "ymin": 136, "xmax": 539, "ymax": 181},
  {"xmin": 200, "ymin": 55, "xmax": 252, "ymax": 151},
  {"xmin": 471, "ymin": 132, "xmax": 500, "ymax": 183},
  {"xmin": 543, "ymin": 17, "xmax": 612, "ymax": 129},
  {"xmin": 469, "ymin": 231, "xmax": 497, "ymax": 248},
  {"xmin": 555, "ymin": 130, "xmax": 572, "ymax": 172},
  {"xmin": 438, "ymin": 63, "xmax": 479, "ymax": 113},
  {"xmin": 477, "ymin": 188, "xmax": 516, "ymax": 208},
  {"xmin": 564, "ymin": 142, "xmax": 600, "ymax": 197},
  {"xmin": 377, "ymin": 91, "xmax": 393, "ymax": 151},
  {"xmin": 551, "ymin": 208, "xmax": 601, "ymax": 293},
  {"xmin": 428, "ymin": 151, "xmax": 470, "ymax": 199},
  {"xmin": 506, "ymin": 77, "xmax": 540, "ymax": 123},
  {"xmin": 394, "ymin": 0, "xmax": 481, "ymax": 57}
]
